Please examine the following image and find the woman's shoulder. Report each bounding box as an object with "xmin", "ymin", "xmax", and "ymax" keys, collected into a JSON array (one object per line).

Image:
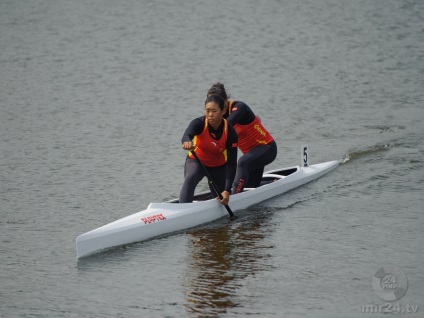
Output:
[
  {"xmin": 186, "ymin": 116, "xmax": 206, "ymax": 131},
  {"xmin": 229, "ymin": 100, "xmax": 256, "ymax": 124},
  {"xmin": 232, "ymin": 100, "xmax": 254, "ymax": 113},
  {"xmin": 232, "ymin": 100, "xmax": 248, "ymax": 108},
  {"xmin": 190, "ymin": 116, "xmax": 205, "ymax": 125}
]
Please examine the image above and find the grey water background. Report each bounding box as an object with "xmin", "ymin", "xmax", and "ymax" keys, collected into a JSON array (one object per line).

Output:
[{"xmin": 1, "ymin": 0, "xmax": 423, "ymax": 317}]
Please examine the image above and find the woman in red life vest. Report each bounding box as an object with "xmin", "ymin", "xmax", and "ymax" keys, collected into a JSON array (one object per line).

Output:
[
  {"xmin": 179, "ymin": 95, "xmax": 238, "ymax": 204},
  {"xmin": 207, "ymin": 83, "xmax": 277, "ymax": 194}
]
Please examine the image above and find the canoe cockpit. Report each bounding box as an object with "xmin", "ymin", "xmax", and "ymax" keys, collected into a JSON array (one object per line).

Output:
[{"xmin": 170, "ymin": 166, "xmax": 299, "ymax": 203}]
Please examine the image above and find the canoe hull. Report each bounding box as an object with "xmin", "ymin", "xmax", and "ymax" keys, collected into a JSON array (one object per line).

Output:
[
  {"xmin": 76, "ymin": 160, "xmax": 338, "ymax": 258},
  {"xmin": 76, "ymin": 200, "xmax": 228, "ymax": 259}
]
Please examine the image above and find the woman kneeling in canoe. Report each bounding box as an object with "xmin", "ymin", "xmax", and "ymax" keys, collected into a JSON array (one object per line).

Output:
[
  {"xmin": 179, "ymin": 95, "xmax": 238, "ymax": 205},
  {"xmin": 207, "ymin": 82, "xmax": 277, "ymax": 193}
]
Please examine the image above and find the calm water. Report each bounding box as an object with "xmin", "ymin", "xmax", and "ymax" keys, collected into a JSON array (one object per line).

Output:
[{"xmin": 1, "ymin": 0, "xmax": 423, "ymax": 317}]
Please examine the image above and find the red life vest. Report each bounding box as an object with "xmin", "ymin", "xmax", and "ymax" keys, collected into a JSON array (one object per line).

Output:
[
  {"xmin": 189, "ymin": 118, "xmax": 229, "ymax": 167},
  {"xmin": 229, "ymin": 101, "xmax": 274, "ymax": 154}
]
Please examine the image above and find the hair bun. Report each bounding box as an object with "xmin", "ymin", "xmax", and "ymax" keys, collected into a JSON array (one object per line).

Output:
[{"xmin": 207, "ymin": 82, "xmax": 228, "ymax": 100}]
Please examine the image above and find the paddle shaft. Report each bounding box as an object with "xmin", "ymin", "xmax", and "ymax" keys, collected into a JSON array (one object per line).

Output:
[{"xmin": 190, "ymin": 150, "xmax": 235, "ymax": 218}]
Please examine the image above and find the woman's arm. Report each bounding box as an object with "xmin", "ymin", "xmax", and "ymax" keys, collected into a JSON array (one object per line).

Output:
[
  {"xmin": 181, "ymin": 117, "xmax": 204, "ymax": 143},
  {"xmin": 226, "ymin": 101, "xmax": 256, "ymax": 126},
  {"xmin": 224, "ymin": 126, "xmax": 238, "ymax": 192}
]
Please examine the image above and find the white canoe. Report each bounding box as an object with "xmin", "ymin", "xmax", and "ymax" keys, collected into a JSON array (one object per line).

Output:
[{"xmin": 76, "ymin": 160, "xmax": 338, "ymax": 258}]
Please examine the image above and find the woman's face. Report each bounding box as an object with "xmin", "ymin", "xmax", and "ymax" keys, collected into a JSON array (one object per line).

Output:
[{"xmin": 205, "ymin": 101, "xmax": 224, "ymax": 129}]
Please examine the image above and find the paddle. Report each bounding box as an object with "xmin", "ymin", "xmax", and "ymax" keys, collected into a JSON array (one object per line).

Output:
[{"xmin": 190, "ymin": 150, "xmax": 235, "ymax": 219}]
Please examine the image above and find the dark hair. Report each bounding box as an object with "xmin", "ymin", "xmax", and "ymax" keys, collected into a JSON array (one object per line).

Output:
[
  {"xmin": 204, "ymin": 94, "xmax": 225, "ymax": 110},
  {"xmin": 207, "ymin": 82, "xmax": 228, "ymax": 100}
]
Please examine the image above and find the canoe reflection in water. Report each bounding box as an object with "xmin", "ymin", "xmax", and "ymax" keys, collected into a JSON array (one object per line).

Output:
[{"xmin": 184, "ymin": 210, "xmax": 276, "ymax": 317}]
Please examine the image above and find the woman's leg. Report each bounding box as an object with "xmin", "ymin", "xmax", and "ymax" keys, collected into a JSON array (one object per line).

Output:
[
  {"xmin": 179, "ymin": 158, "xmax": 205, "ymax": 203},
  {"xmin": 232, "ymin": 142, "xmax": 277, "ymax": 193}
]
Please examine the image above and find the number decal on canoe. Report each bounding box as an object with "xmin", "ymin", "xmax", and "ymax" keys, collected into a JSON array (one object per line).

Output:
[
  {"xmin": 301, "ymin": 144, "xmax": 309, "ymax": 167},
  {"xmin": 141, "ymin": 213, "xmax": 167, "ymax": 224}
]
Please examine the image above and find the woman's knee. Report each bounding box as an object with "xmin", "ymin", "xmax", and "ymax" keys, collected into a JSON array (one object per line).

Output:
[{"xmin": 237, "ymin": 155, "xmax": 251, "ymax": 169}]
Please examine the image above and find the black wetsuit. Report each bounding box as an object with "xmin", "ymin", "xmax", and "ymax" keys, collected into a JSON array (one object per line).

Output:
[
  {"xmin": 179, "ymin": 116, "xmax": 238, "ymax": 203},
  {"xmin": 226, "ymin": 101, "xmax": 277, "ymax": 193}
]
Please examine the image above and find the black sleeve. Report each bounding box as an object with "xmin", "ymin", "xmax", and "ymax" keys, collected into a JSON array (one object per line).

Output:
[
  {"xmin": 225, "ymin": 125, "xmax": 238, "ymax": 192},
  {"xmin": 226, "ymin": 101, "xmax": 256, "ymax": 126},
  {"xmin": 181, "ymin": 117, "xmax": 204, "ymax": 143}
]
